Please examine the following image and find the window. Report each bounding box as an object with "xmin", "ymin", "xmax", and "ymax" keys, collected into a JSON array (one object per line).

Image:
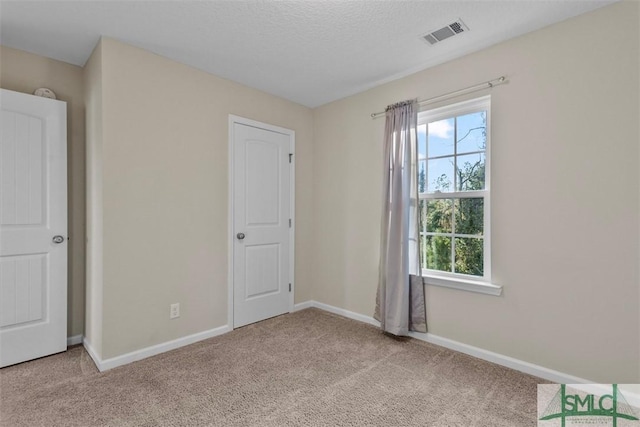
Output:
[{"xmin": 418, "ymin": 96, "xmax": 500, "ymax": 295}]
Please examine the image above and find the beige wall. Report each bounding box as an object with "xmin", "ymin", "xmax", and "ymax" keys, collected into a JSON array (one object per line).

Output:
[
  {"xmin": 83, "ymin": 41, "xmax": 104, "ymax": 355},
  {"xmin": 87, "ymin": 38, "xmax": 314, "ymax": 359},
  {"xmin": 312, "ymin": 1, "xmax": 640, "ymax": 383},
  {"xmin": 0, "ymin": 45, "xmax": 86, "ymax": 339}
]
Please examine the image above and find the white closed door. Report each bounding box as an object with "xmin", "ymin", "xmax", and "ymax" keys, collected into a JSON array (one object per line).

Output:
[
  {"xmin": 232, "ymin": 118, "xmax": 293, "ymax": 328},
  {"xmin": 0, "ymin": 89, "xmax": 67, "ymax": 367}
]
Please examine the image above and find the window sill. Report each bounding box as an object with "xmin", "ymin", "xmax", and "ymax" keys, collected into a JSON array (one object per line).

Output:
[{"xmin": 422, "ymin": 273, "xmax": 503, "ymax": 296}]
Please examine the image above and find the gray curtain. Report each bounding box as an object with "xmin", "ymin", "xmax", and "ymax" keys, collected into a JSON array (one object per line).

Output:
[{"xmin": 374, "ymin": 100, "xmax": 427, "ymax": 335}]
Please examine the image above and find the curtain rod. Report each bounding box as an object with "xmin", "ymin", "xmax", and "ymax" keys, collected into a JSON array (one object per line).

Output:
[{"xmin": 370, "ymin": 76, "xmax": 507, "ymax": 119}]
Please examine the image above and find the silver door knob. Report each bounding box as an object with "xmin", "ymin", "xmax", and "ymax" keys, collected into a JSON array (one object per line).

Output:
[
  {"xmin": 52, "ymin": 235, "xmax": 65, "ymax": 244},
  {"xmin": 236, "ymin": 233, "xmax": 245, "ymax": 240}
]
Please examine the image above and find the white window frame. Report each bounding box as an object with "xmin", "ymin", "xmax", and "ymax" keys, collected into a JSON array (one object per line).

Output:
[{"xmin": 418, "ymin": 96, "xmax": 502, "ymax": 296}]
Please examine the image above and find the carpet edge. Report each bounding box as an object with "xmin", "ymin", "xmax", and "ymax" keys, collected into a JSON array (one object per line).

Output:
[
  {"xmin": 294, "ymin": 300, "xmax": 597, "ymax": 385},
  {"xmin": 83, "ymin": 324, "xmax": 232, "ymax": 372}
]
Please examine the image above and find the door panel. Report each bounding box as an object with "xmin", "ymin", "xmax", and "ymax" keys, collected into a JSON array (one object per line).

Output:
[
  {"xmin": 246, "ymin": 140, "xmax": 280, "ymax": 226},
  {"xmin": 1, "ymin": 112, "xmax": 45, "ymax": 225},
  {"xmin": 245, "ymin": 244, "xmax": 280, "ymax": 299},
  {"xmin": 233, "ymin": 121, "xmax": 291, "ymax": 328},
  {"xmin": 0, "ymin": 254, "xmax": 46, "ymax": 327},
  {"xmin": 0, "ymin": 89, "xmax": 67, "ymax": 367}
]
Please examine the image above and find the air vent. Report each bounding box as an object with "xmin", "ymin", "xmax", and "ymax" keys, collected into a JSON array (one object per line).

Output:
[{"xmin": 421, "ymin": 19, "xmax": 468, "ymax": 45}]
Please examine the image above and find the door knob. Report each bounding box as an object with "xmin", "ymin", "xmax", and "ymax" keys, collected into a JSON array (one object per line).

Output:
[
  {"xmin": 52, "ymin": 235, "xmax": 65, "ymax": 244},
  {"xmin": 236, "ymin": 233, "xmax": 245, "ymax": 240}
]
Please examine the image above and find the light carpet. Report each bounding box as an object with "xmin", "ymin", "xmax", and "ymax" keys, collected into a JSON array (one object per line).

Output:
[{"xmin": 0, "ymin": 308, "xmax": 547, "ymax": 426}]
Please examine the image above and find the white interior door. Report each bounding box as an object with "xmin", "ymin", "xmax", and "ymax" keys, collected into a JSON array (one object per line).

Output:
[
  {"xmin": 231, "ymin": 118, "xmax": 293, "ymax": 328},
  {"xmin": 0, "ymin": 89, "xmax": 67, "ymax": 367}
]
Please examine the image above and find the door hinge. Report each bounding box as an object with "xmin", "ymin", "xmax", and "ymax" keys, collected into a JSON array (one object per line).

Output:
[
  {"xmin": 289, "ymin": 153, "xmax": 293, "ymax": 163},
  {"xmin": 289, "ymin": 283, "xmax": 292, "ymax": 292},
  {"xmin": 289, "ymin": 218, "xmax": 292, "ymax": 228}
]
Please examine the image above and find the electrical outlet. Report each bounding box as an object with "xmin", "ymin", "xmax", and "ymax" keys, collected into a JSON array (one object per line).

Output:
[{"xmin": 170, "ymin": 303, "xmax": 180, "ymax": 319}]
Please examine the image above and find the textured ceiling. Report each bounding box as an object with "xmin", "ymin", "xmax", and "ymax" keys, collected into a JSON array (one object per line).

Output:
[{"xmin": 0, "ymin": 0, "xmax": 615, "ymax": 107}]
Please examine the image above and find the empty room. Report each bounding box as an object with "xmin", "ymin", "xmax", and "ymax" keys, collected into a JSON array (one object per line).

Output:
[{"xmin": 0, "ymin": 1, "xmax": 638, "ymax": 426}]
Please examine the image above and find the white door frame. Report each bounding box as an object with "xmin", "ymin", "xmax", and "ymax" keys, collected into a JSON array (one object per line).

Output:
[{"xmin": 227, "ymin": 115, "xmax": 295, "ymax": 329}]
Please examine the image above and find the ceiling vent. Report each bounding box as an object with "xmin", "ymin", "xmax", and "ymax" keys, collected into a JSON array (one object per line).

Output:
[{"xmin": 422, "ymin": 19, "xmax": 468, "ymax": 45}]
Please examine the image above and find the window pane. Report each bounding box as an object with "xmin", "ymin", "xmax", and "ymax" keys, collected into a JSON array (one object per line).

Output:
[
  {"xmin": 454, "ymin": 237, "xmax": 483, "ymax": 276},
  {"xmin": 418, "ymin": 161, "xmax": 426, "ymax": 193},
  {"xmin": 454, "ymin": 198, "xmax": 483, "ymax": 235},
  {"xmin": 428, "ymin": 157, "xmax": 454, "ymax": 192},
  {"xmin": 426, "ymin": 199, "xmax": 452, "ymax": 233},
  {"xmin": 418, "ymin": 124, "xmax": 427, "ymax": 161},
  {"xmin": 456, "ymin": 152, "xmax": 485, "ymax": 191},
  {"xmin": 420, "ymin": 233, "xmax": 427, "ymax": 268},
  {"xmin": 428, "ymin": 118, "xmax": 454, "ymax": 158},
  {"xmin": 419, "ymin": 200, "xmax": 427, "ymax": 233},
  {"xmin": 456, "ymin": 111, "xmax": 486, "ymax": 154},
  {"xmin": 426, "ymin": 236, "xmax": 452, "ymax": 272}
]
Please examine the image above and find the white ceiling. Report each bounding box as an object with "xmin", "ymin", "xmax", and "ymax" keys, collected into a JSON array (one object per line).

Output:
[{"xmin": 0, "ymin": 0, "xmax": 615, "ymax": 108}]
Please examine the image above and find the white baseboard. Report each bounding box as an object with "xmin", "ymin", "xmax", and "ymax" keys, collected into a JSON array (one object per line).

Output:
[
  {"xmin": 292, "ymin": 300, "xmax": 314, "ymax": 311},
  {"xmin": 83, "ymin": 324, "xmax": 232, "ymax": 372},
  {"xmin": 67, "ymin": 334, "xmax": 83, "ymax": 346},
  {"xmin": 294, "ymin": 300, "xmax": 606, "ymax": 386},
  {"xmin": 295, "ymin": 301, "xmax": 380, "ymax": 327},
  {"xmin": 407, "ymin": 331, "xmax": 591, "ymax": 384},
  {"xmin": 82, "ymin": 336, "xmax": 101, "ymax": 369}
]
